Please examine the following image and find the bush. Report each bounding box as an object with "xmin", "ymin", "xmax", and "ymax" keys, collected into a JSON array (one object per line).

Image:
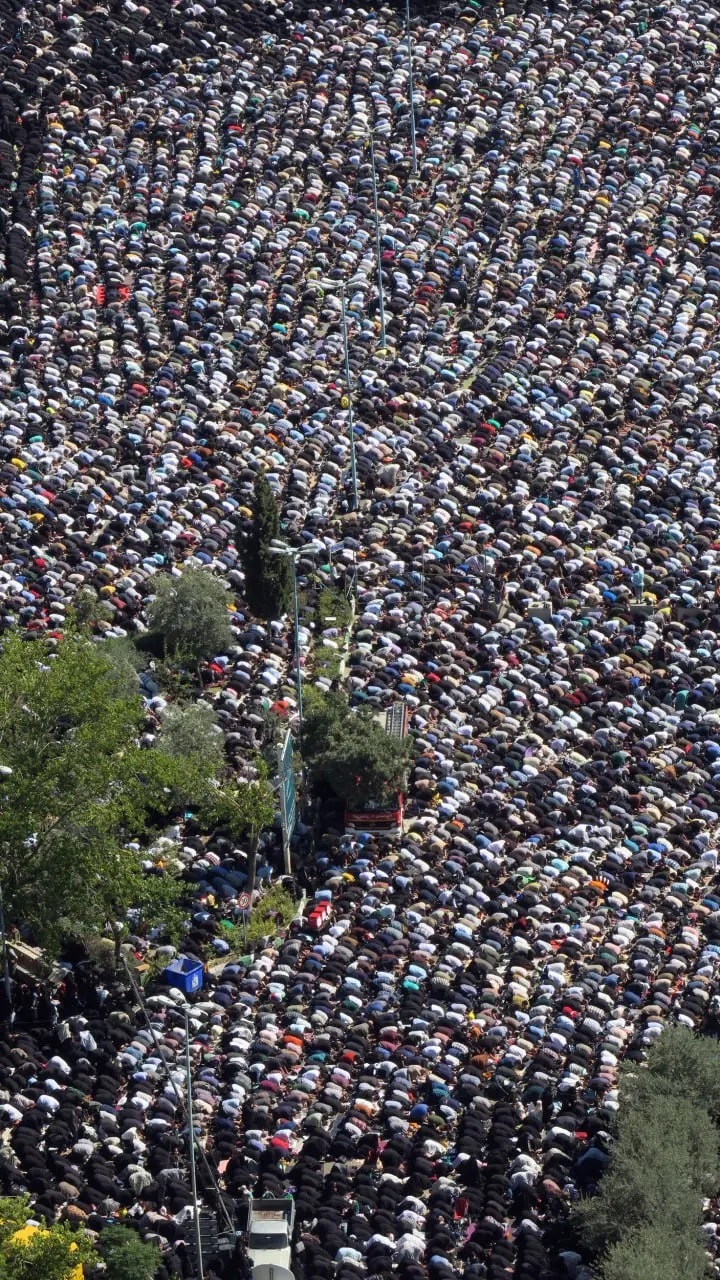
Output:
[
  {"xmin": 574, "ymin": 1091, "xmax": 717, "ymax": 1254},
  {"xmin": 72, "ymin": 586, "xmax": 114, "ymax": 631},
  {"xmin": 222, "ymin": 885, "xmax": 296, "ymax": 953},
  {"xmin": 81, "ymin": 935, "xmax": 118, "ymax": 978},
  {"xmin": 603, "ymin": 1224, "xmax": 708, "ymax": 1280},
  {"xmin": 316, "ymin": 587, "xmax": 352, "ymax": 631},
  {"xmin": 0, "ymin": 1196, "xmax": 98, "ymax": 1280},
  {"xmin": 313, "ymin": 643, "xmax": 343, "ymax": 683},
  {"xmin": 633, "ymin": 1023, "xmax": 720, "ymax": 1122},
  {"xmin": 98, "ymin": 1224, "xmax": 161, "ymax": 1280}
]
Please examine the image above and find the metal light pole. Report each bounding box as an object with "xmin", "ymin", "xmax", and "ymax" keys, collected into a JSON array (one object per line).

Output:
[
  {"xmin": 183, "ymin": 1009, "xmax": 204, "ymax": 1280},
  {"xmin": 290, "ymin": 551, "xmax": 302, "ymax": 743},
  {"xmin": 406, "ymin": 0, "xmax": 418, "ymax": 175},
  {"xmin": 368, "ymin": 130, "xmax": 387, "ymax": 349},
  {"xmin": 340, "ymin": 283, "xmax": 359, "ymax": 510}
]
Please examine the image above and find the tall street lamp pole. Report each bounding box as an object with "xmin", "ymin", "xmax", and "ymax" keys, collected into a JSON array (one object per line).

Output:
[{"xmin": 183, "ymin": 1009, "xmax": 204, "ymax": 1280}]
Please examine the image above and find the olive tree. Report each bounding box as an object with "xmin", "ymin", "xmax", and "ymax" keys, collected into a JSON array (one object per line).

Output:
[{"xmin": 146, "ymin": 568, "xmax": 233, "ymax": 666}]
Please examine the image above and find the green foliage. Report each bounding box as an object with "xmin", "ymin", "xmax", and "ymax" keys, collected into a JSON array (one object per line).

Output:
[
  {"xmin": 602, "ymin": 1224, "xmax": 709, "ymax": 1280},
  {"xmin": 0, "ymin": 1196, "xmax": 98, "ymax": 1280},
  {"xmin": 81, "ymin": 934, "xmax": 119, "ymax": 978},
  {"xmin": 258, "ymin": 708, "xmax": 286, "ymax": 773},
  {"xmin": 98, "ymin": 1225, "xmax": 161, "ymax": 1280},
  {"xmin": 137, "ymin": 951, "xmax": 166, "ymax": 990},
  {"xmin": 574, "ymin": 1092, "xmax": 716, "ymax": 1253},
  {"xmin": 156, "ymin": 703, "xmax": 225, "ymax": 769},
  {"xmin": 222, "ymin": 884, "xmax": 296, "ymax": 952},
  {"xmin": 573, "ymin": 1029, "xmax": 720, "ymax": 1280},
  {"xmin": 303, "ymin": 691, "xmax": 408, "ymax": 806},
  {"xmin": 316, "ymin": 587, "xmax": 352, "ymax": 631},
  {"xmin": 204, "ymin": 763, "xmax": 276, "ymax": 897},
  {"xmin": 151, "ymin": 660, "xmax": 196, "ymax": 703},
  {"xmin": 71, "ymin": 587, "xmax": 114, "ymax": 632},
  {"xmin": 209, "ymin": 768, "xmax": 276, "ymax": 847},
  {"xmin": 98, "ymin": 636, "xmax": 144, "ymax": 699},
  {"xmin": 630, "ymin": 1024, "xmax": 720, "ymax": 1123},
  {"xmin": 313, "ymin": 644, "xmax": 343, "ymax": 683},
  {"xmin": 146, "ymin": 569, "xmax": 233, "ymax": 665},
  {"xmin": 241, "ymin": 476, "xmax": 293, "ymax": 620},
  {"xmin": 0, "ymin": 632, "xmax": 215, "ymax": 950}
]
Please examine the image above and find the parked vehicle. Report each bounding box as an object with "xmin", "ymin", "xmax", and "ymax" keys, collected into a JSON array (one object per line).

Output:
[{"xmin": 247, "ymin": 1198, "xmax": 295, "ymax": 1280}]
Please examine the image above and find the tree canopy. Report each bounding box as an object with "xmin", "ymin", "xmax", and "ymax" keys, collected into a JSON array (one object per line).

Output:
[
  {"xmin": 573, "ymin": 1027, "xmax": 720, "ymax": 1280},
  {"xmin": 602, "ymin": 1225, "xmax": 709, "ymax": 1280},
  {"xmin": 304, "ymin": 691, "xmax": 408, "ymax": 807},
  {"xmin": 0, "ymin": 631, "xmax": 215, "ymax": 950},
  {"xmin": 0, "ymin": 1197, "xmax": 97, "ymax": 1280},
  {"xmin": 146, "ymin": 568, "xmax": 233, "ymax": 665},
  {"xmin": 204, "ymin": 762, "xmax": 276, "ymax": 897},
  {"xmin": 97, "ymin": 1225, "xmax": 160, "ymax": 1280},
  {"xmin": 240, "ymin": 476, "xmax": 293, "ymax": 620},
  {"xmin": 155, "ymin": 702, "xmax": 225, "ymax": 770}
]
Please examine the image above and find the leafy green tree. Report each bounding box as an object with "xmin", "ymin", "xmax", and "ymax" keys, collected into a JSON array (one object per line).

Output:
[
  {"xmin": 146, "ymin": 569, "xmax": 233, "ymax": 667},
  {"xmin": 71, "ymin": 587, "xmax": 114, "ymax": 632},
  {"xmin": 98, "ymin": 636, "xmax": 144, "ymax": 699},
  {"xmin": 575, "ymin": 1091, "xmax": 716, "ymax": 1254},
  {"xmin": 241, "ymin": 476, "xmax": 293, "ymax": 620},
  {"xmin": 603, "ymin": 1224, "xmax": 708, "ymax": 1280},
  {"xmin": 107, "ymin": 869, "xmax": 188, "ymax": 966},
  {"xmin": 97, "ymin": 1225, "xmax": 160, "ymax": 1280},
  {"xmin": 573, "ymin": 1029, "xmax": 720, "ymax": 1280},
  {"xmin": 303, "ymin": 689, "xmax": 350, "ymax": 759},
  {"xmin": 258, "ymin": 706, "xmax": 287, "ymax": 773},
  {"xmin": 0, "ymin": 632, "xmax": 216, "ymax": 951},
  {"xmin": 304, "ymin": 691, "xmax": 408, "ymax": 807},
  {"xmin": 205, "ymin": 763, "xmax": 276, "ymax": 898},
  {"xmin": 0, "ymin": 1197, "xmax": 38, "ymax": 1246},
  {"xmin": 0, "ymin": 1196, "xmax": 97, "ymax": 1280},
  {"xmin": 629, "ymin": 1024, "xmax": 720, "ymax": 1122},
  {"xmin": 156, "ymin": 703, "xmax": 225, "ymax": 770}
]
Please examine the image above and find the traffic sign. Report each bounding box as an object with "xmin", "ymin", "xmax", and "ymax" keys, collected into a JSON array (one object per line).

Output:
[
  {"xmin": 278, "ymin": 730, "xmax": 297, "ymax": 841},
  {"xmin": 238, "ymin": 892, "xmax": 250, "ymax": 911},
  {"xmin": 278, "ymin": 729, "xmax": 297, "ymax": 876}
]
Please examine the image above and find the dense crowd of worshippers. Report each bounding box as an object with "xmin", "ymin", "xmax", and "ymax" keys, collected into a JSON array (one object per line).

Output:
[{"xmin": 0, "ymin": 0, "xmax": 720, "ymax": 1276}]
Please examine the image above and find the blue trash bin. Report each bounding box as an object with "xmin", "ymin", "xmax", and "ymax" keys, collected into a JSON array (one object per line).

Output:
[{"xmin": 164, "ymin": 956, "xmax": 204, "ymax": 994}]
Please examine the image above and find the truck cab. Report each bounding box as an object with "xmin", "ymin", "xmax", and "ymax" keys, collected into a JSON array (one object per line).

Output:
[{"xmin": 247, "ymin": 1197, "xmax": 295, "ymax": 1280}]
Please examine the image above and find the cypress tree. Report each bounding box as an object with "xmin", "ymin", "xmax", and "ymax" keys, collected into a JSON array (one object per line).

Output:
[{"xmin": 242, "ymin": 476, "xmax": 293, "ymax": 619}]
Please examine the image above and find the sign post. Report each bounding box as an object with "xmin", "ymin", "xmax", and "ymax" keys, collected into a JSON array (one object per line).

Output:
[
  {"xmin": 238, "ymin": 891, "xmax": 250, "ymax": 950},
  {"xmin": 277, "ymin": 731, "xmax": 297, "ymax": 876}
]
